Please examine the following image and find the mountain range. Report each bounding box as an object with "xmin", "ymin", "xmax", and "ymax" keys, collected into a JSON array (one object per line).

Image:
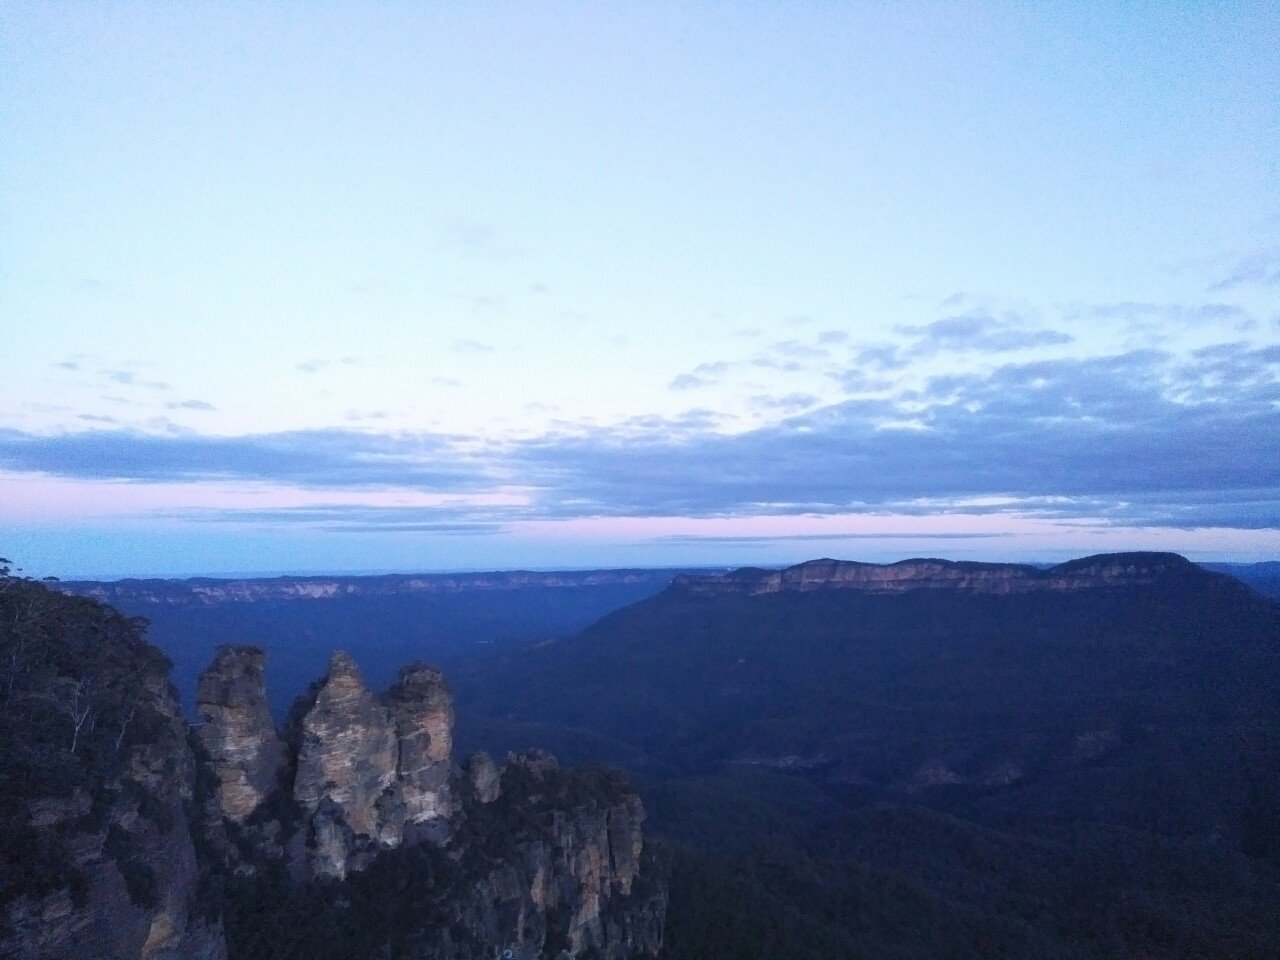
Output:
[{"xmin": 21, "ymin": 551, "xmax": 1280, "ymax": 958}]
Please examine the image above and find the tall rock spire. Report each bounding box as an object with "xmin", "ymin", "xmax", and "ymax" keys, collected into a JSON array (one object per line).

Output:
[
  {"xmin": 195, "ymin": 644, "xmax": 286, "ymax": 823},
  {"xmin": 384, "ymin": 662, "xmax": 455, "ymax": 841}
]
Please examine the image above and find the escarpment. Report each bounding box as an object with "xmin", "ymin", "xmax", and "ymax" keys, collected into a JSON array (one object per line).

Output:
[
  {"xmin": 672, "ymin": 551, "xmax": 1215, "ymax": 596},
  {"xmin": 196, "ymin": 647, "xmax": 666, "ymax": 959},
  {"xmin": 2, "ymin": 573, "xmax": 664, "ymax": 960},
  {"xmin": 0, "ymin": 578, "xmax": 225, "ymax": 960}
]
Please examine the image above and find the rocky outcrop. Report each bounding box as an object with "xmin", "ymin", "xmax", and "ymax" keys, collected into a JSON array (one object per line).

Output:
[
  {"xmin": 191, "ymin": 647, "xmax": 667, "ymax": 958},
  {"xmin": 0, "ymin": 577, "xmax": 225, "ymax": 960},
  {"xmin": 673, "ymin": 552, "xmax": 1206, "ymax": 597},
  {"xmin": 278, "ymin": 653, "xmax": 457, "ymax": 877},
  {"xmin": 196, "ymin": 646, "xmax": 286, "ymax": 824},
  {"xmin": 3, "ymin": 575, "xmax": 665, "ymax": 960},
  {"xmin": 385, "ymin": 662, "xmax": 455, "ymax": 841},
  {"xmin": 467, "ymin": 751, "xmax": 502, "ymax": 804},
  {"xmin": 291, "ymin": 651, "xmax": 401, "ymax": 875},
  {"xmin": 438, "ymin": 754, "xmax": 666, "ymax": 960},
  {"xmin": 3, "ymin": 676, "xmax": 226, "ymax": 960}
]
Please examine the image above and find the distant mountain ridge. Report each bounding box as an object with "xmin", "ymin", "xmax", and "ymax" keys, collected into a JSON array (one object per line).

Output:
[
  {"xmin": 454, "ymin": 549, "xmax": 1280, "ymax": 814},
  {"xmin": 61, "ymin": 568, "xmax": 708, "ymax": 606},
  {"xmin": 448, "ymin": 550, "xmax": 1280, "ymax": 957},
  {"xmin": 672, "ymin": 551, "xmax": 1205, "ymax": 596},
  {"xmin": 53, "ymin": 569, "xmax": 717, "ymax": 716}
]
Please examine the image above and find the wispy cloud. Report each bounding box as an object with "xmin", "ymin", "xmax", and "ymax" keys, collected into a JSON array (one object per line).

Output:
[
  {"xmin": 165, "ymin": 399, "xmax": 216, "ymax": 411},
  {"xmin": 103, "ymin": 369, "xmax": 169, "ymax": 390},
  {"xmin": 4, "ymin": 344, "xmax": 1279, "ymax": 531},
  {"xmin": 670, "ymin": 373, "xmax": 711, "ymax": 390},
  {"xmin": 897, "ymin": 310, "xmax": 1073, "ymax": 356},
  {"xmin": 0, "ymin": 428, "xmax": 491, "ymax": 490},
  {"xmin": 296, "ymin": 356, "xmax": 362, "ymax": 374},
  {"xmin": 748, "ymin": 393, "xmax": 819, "ymax": 414},
  {"xmin": 771, "ymin": 339, "xmax": 830, "ymax": 360},
  {"xmin": 1209, "ymin": 252, "xmax": 1280, "ymax": 292},
  {"xmin": 651, "ymin": 532, "xmax": 1011, "ymax": 544},
  {"xmin": 451, "ymin": 339, "xmax": 494, "ymax": 355}
]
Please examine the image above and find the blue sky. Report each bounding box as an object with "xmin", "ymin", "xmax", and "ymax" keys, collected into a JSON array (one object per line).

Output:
[{"xmin": 2, "ymin": 2, "xmax": 1279, "ymax": 577}]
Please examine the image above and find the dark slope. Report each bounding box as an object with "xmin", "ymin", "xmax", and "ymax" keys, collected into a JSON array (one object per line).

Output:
[
  {"xmin": 1206, "ymin": 561, "xmax": 1280, "ymax": 599},
  {"xmin": 455, "ymin": 553, "xmax": 1280, "ymax": 834},
  {"xmin": 450, "ymin": 552, "xmax": 1280, "ymax": 959}
]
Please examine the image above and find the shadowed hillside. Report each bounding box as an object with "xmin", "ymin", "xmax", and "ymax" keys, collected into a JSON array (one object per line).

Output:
[{"xmin": 449, "ymin": 552, "xmax": 1280, "ymax": 959}]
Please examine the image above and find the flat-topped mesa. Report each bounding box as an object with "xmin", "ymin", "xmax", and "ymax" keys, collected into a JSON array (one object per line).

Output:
[
  {"xmin": 196, "ymin": 644, "xmax": 286, "ymax": 823},
  {"xmin": 672, "ymin": 552, "xmax": 1205, "ymax": 597},
  {"xmin": 384, "ymin": 662, "xmax": 455, "ymax": 839}
]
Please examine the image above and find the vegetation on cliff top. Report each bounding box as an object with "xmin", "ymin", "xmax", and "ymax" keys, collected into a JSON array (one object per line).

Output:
[{"xmin": 0, "ymin": 561, "xmax": 175, "ymax": 912}]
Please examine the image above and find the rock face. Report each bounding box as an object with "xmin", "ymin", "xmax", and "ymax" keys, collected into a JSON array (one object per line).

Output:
[
  {"xmin": 291, "ymin": 651, "xmax": 401, "ymax": 874},
  {"xmin": 272, "ymin": 652, "xmax": 457, "ymax": 877},
  {"xmin": 673, "ymin": 551, "xmax": 1203, "ymax": 597},
  {"xmin": 439, "ymin": 754, "xmax": 666, "ymax": 960},
  {"xmin": 193, "ymin": 648, "xmax": 666, "ymax": 958},
  {"xmin": 384, "ymin": 662, "xmax": 455, "ymax": 839},
  {"xmin": 3, "ymin": 575, "xmax": 664, "ymax": 960},
  {"xmin": 196, "ymin": 645, "xmax": 286, "ymax": 823},
  {"xmin": 0, "ymin": 578, "xmax": 226, "ymax": 960},
  {"xmin": 467, "ymin": 750, "xmax": 502, "ymax": 803}
]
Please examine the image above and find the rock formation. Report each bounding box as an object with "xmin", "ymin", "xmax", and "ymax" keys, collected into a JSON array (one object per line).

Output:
[
  {"xmin": 1, "ymin": 567, "xmax": 669, "ymax": 960},
  {"xmin": 673, "ymin": 551, "xmax": 1204, "ymax": 596},
  {"xmin": 196, "ymin": 645, "xmax": 286, "ymax": 824},
  {"xmin": 192, "ymin": 647, "xmax": 666, "ymax": 958},
  {"xmin": 290, "ymin": 651, "xmax": 401, "ymax": 875},
  {"xmin": 384, "ymin": 661, "xmax": 455, "ymax": 839},
  {"xmin": 0, "ymin": 578, "xmax": 225, "ymax": 960},
  {"xmin": 439, "ymin": 753, "xmax": 665, "ymax": 960},
  {"xmin": 467, "ymin": 750, "xmax": 502, "ymax": 803}
]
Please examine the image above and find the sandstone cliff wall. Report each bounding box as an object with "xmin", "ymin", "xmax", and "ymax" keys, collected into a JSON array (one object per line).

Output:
[{"xmin": 195, "ymin": 648, "xmax": 666, "ymax": 960}]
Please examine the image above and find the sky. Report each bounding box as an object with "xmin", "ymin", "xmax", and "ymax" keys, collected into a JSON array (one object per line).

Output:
[{"xmin": 2, "ymin": 2, "xmax": 1280, "ymax": 578}]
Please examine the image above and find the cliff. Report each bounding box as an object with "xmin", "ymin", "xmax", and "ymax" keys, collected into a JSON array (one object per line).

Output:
[
  {"xmin": 198, "ymin": 647, "xmax": 667, "ymax": 960},
  {"xmin": 671, "ymin": 551, "xmax": 1211, "ymax": 596},
  {"xmin": 196, "ymin": 646, "xmax": 286, "ymax": 825},
  {"xmin": 0, "ymin": 574, "xmax": 224, "ymax": 960},
  {"xmin": 60, "ymin": 569, "xmax": 689, "ymax": 607},
  {"xmin": 1, "ymin": 572, "xmax": 666, "ymax": 960}
]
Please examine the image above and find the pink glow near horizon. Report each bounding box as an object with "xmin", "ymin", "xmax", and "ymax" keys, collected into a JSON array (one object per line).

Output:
[
  {"xmin": 6, "ymin": 471, "xmax": 1280, "ymax": 573},
  {"xmin": 0, "ymin": 472, "xmax": 529, "ymax": 520}
]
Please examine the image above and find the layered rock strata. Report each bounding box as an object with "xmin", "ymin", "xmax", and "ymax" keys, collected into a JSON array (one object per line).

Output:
[
  {"xmin": 195, "ymin": 645, "xmax": 286, "ymax": 824},
  {"xmin": 385, "ymin": 662, "xmax": 455, "ymax": 839},
  {"xmin": 194, "ymin": 647, "xmax": 665, "ymax": 958},
  {"xmin": 674, "ymin": 551, "xmax": 1203, "ymax": 596},
  {"xmin": 439, "ymin": 753, "xmax": 665, "ymax": 960},
  {"xmin": 291, "ymin": 651, "xmax": 402, "ymax": 873}
]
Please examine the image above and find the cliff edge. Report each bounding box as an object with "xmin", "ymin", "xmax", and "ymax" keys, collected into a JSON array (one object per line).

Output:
[{"xmin": 197, "ymin": 646, "xmax": 667, "ymax": 960}]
